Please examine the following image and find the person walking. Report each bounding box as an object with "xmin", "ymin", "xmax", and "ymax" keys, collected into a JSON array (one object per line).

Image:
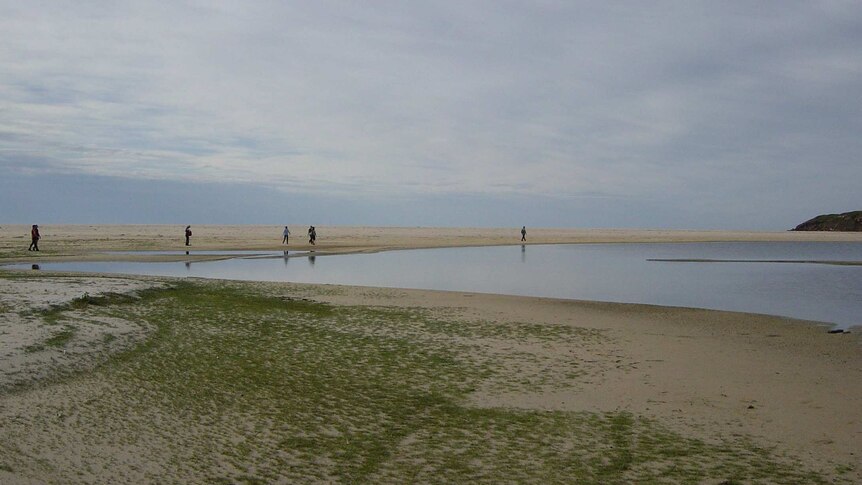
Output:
[
  {"xmin": 185, "ymin": 225, "xmax": 192, "ymax": 246},
  {"xmin": 308, "ymin": 226, "xmax": 317, "ymax": 245},
  {"xmin": 28, "ymin": 224, "xmax": 41, "ymax": 251},
  {"xmin": 282, "ymin": 226, "xmax": 291, "ymax": 244},
  {"xmin": 521, "ymin": 226, "xmax": 527, "ymax": 242}
]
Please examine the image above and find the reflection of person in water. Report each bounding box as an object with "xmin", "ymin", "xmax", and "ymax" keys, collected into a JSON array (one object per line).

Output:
[{"xmin": 308, "ymin": 255, "xmax": 316, "ymax": 267}]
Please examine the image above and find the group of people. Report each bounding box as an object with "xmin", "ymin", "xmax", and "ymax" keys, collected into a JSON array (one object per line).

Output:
[
  {"xmin": 182, "ymin": 225, "xmax": 317, "ymax": 247},
  {"xmin": 25, "ymin": 225, "xmax": 527, "ymax": 250},
  {"xmin": 282, "ymin": 226, "xmax": 316, "ymax": 245},
  {"xmin": 195, "ymin": 225, "xmax": 518, "ymax": 246}
]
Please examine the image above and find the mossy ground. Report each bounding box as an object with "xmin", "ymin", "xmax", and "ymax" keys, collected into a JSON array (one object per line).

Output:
[{"xmin": 0, "ymin": 278, "xmax": 841, "ymax": 483}]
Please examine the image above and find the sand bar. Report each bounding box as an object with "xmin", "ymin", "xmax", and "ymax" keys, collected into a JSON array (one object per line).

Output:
[{"xmin": 2, "ymin": 224, "xmax": 862, "ymax": 263}]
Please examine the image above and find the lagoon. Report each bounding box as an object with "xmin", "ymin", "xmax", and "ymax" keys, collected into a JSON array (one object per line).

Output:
[{"xmin": 7, "ymin": 242, "xmax": 862, "ymax": 329}]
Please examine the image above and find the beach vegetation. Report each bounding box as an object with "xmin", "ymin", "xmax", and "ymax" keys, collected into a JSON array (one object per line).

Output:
[
  {"xmin": 23, "ymin": 325, "xmax": 76, "ymax": 353},
  {"xmin": 0, "ymin": 277, "xmax": 844, "ymax": 483}
]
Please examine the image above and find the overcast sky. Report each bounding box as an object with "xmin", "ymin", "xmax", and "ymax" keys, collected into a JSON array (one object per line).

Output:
[{"xmin": 1, "ymin": 1, "xmax": 860, "ymax": 228}]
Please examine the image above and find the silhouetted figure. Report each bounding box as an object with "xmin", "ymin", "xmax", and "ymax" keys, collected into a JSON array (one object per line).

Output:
[
  {"xmin": 28, "ymin": 225, "xmax": 40, "ymax": 251},
  {"xmin": 185, "ymin": 225, "xmax": 192, "ymax": 246},
  {"xmin": 308, "ymin": 225, "xmax": 316, "ymax": 245},
  {"xmin": 282, "ymin": 226, "xmax": 291, "ymax": 244},
  {"xmin": 521, "ymin": 226, "xmax": 527, "ymax": 242}
]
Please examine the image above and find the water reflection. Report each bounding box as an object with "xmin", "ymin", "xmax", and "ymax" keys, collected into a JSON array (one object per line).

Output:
[
  {"xmin": 103, "ymin": 250, "xmax": 284, "ymax": 256},
  {"xmin": 5, "ymin": 242, "xmax": 862, "ymax": 328}
]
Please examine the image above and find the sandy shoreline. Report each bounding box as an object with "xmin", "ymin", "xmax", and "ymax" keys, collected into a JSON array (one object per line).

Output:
[
  {"xmin": 1, "ymin": 226, "xmax": 861, "ymax": 481},
  {"xmin": 2, "ymin": 224, "xmax": 862, "ymax": 263}
]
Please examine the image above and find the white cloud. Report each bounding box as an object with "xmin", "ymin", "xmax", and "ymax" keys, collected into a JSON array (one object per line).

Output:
[{"xmin": 1, "ymin": 0, "xmax": 860, "ymax": 215}]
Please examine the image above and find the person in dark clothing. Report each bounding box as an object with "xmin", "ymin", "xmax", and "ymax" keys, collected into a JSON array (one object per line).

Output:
[
  {"xmin": 185, "ymin": 225, "xmax": 192, "ymax": 246},
  {"xmin": 308, "ymin": 226, "xmax": 316, "ymax": 245},
  {"xmin": 521, "ymin": 226, "xmax": 527, "ymax": 242},
  {"xmin": 28, "ymin": 225, "xmax": 40, "ymax": 251}
]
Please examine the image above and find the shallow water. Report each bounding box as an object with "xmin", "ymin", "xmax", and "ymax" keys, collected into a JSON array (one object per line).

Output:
[
  {"xmin": 101, "ymin": 250, "xmax": 289, "ymax": 256},
  {"xmin": 7, "ymin": 242, "xmax": 862, "ymax": 328}
]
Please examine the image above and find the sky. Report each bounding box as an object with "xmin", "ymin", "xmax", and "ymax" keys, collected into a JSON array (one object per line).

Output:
[{"xmin": 1, "ymin": 1, "xmax": 860, "ymax": 229}]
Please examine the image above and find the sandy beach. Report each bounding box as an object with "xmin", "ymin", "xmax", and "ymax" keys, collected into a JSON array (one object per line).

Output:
[
  {"xmin": 3, "ymin": 224, "xmax": 862, "ymax": 262},
  {"xmin": 1, "ymin": 225, "xmax": 861, "ymax": 482}
]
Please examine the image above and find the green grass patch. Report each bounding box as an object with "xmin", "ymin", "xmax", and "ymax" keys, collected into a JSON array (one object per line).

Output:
[
  {"xmin": 24, "ymin": 325, "xmax": 76, "ymax": 353},
  {"xmin": 0, "ymin": 271, "xmax": 28, "ymax": 280},
  {"xmin": 43, "ymin": 326, "xmax": 75, "ymax": 348},
  {"xmin": 37, "ymin": 289, "xmax": 155, "ymax": 325}
]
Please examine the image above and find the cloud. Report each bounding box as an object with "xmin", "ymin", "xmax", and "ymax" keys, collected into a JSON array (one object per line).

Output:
[{"xmin": 1, "ymin": 1, "xmax": 860, "ymax": 227}]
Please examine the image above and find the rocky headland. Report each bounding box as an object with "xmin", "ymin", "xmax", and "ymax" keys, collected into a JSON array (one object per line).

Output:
[{"xmin": 792, "ymin": 211, "xmax": 862, "ymax": 231}]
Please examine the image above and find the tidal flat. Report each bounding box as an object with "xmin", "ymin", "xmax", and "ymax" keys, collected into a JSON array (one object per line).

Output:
[{"xmin": 1, "ymin": 272, "xmax": 860, "ymax": 483}]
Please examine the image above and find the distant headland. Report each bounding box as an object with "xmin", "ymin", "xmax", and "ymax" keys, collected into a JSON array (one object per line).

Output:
[{"xmin": 792, "ymin": 211, "xmax": 862, "ymax": 231}]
